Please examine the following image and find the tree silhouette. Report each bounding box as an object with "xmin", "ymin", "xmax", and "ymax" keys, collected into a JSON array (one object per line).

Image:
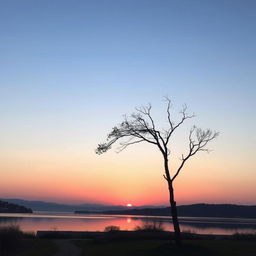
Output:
[{"xmin": 96, "ymin": 98, "xmax": 219, "ymax": 246}]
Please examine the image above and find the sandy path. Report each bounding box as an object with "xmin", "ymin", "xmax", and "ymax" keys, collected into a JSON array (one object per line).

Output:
[{"xmin": 53, "ymin": 239, "xmax": 81, "ymax": 256}]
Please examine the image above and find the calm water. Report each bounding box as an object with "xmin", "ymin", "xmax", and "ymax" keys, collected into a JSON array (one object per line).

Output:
[{"xmin": 0, "ymin": 212, "xmax": 256, "ymax": 235}]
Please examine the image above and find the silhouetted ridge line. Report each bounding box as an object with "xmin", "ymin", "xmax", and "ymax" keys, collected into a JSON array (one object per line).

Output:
[
  {"xmin": 0, "ymin": 200, "xmax": 33, "ymax": 213},
  {"xmin": 75, "ymin": 204, "xmax": 256, "ymax": 218},
  {"xmin": 1, "ymin": 198, "xmax": 132, "ymax": 212}
]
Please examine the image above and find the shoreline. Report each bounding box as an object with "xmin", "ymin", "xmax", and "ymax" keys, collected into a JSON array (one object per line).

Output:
[{"xmin": 37, "ymin": 230, "xmax": 252, "ymax": 240}]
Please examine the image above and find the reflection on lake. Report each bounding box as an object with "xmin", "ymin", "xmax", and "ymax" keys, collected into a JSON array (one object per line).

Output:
[{"xmin": 1, "ymin": 212, "xmax": 256, "ymax": 235}]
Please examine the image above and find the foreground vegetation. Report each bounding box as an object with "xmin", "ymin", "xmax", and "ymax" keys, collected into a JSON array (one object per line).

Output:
[
  {"xmin": 0, "ymin": 225, "xmax": 58, "ymax": 256},
  {"xmin": 74, "ymin": 239, "xmax": 256, "ymax": 256},
  {"xmin": 1, "ymin": 225, "xmax": 256, "ymax": 256},
  {"xmin": 1, "ymin": 238, "xmax": 256, "ymax": 256}
]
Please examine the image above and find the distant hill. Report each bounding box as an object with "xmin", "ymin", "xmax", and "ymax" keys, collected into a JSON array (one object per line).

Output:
[
  {"xmin": 1, "ymin": 198, "xmax": 134, "ymax": 212},
  {"xmin": 0, "ymin": 200, "xmax": 33, "ymax": 213},
  {"xmin": 75, "ymin": 204, "xmax": 256, "ymax": 219}
]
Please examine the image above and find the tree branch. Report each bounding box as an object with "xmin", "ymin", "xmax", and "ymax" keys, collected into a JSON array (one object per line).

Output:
[
  {"xmin": 117, "ymin": 139, "xmax": 145, "ymax": 152},
  {"xmin": 171, "ymin": 127, "xmax": 219, "ymax": 181},
  {"xmin": 165, "ymin": 101, "xmax": 195, "ymax": 146}
]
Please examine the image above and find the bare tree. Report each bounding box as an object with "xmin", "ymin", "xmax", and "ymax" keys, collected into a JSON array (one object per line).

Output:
[{"xmin": 96, "ymin": 98, "xmax": 219, "ymax": 246}]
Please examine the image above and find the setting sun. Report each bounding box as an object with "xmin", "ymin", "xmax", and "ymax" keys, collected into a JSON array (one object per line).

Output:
[{"xmin": 126, "ymin": 203, "xmax": 133, "ymax": 207}]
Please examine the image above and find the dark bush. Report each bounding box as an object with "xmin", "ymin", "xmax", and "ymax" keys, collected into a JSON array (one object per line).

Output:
[
  {"xmin": 104, "ymin": 225, "xmax": 120, "ymax": 232},
  {"xmin": 134, "ymin": 221, "xmax": 164, "ymax": 232},
  {"xmin": 232, "ymin": 232, "xmax": 256, "ymax": 241},
  {"xmin": 0, "ymin": 225, "xmax": 23, "ymax": 251}
]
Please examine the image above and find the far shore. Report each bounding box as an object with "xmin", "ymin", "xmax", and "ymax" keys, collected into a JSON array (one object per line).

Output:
[{"xmin": 36, "ymin": 230, "xmax": 255, "ymax": 240}]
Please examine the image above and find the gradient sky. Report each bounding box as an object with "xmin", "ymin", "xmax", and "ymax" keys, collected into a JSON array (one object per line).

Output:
[{"xmin": 0, "ymin": 0, "xmax": 255, "ymax": 206}]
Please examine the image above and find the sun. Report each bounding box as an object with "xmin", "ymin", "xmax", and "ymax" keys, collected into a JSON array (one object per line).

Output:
[{"xmin": 126, "ymin": 203, "xmax": 133, "ymax": 207}]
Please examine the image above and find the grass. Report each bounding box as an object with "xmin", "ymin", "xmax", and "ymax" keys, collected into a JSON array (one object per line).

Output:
[
  {"xmin": 2, "ymin": 225, "xmax": 256, "ymax": 256},
  {"xmin": 0, "ymin": 239, "xmax": 58, "ymax": 256},
  {"xmin": 17, "ymin": 239, "xmax": 59, "ymax": 256},
  {"xmin": 232, "ymin": 232, "xmax": 256, "ymax": 240},
  {"xmin": 74, "ymin": 239, "xmax": 256, "ymax": 256},
  {"xmin": 0, "ymin": 225, "xmax": 58, "ymax": 256},
  {"xmin": 134, "ymin": 221, "xmax": 164, "ymax": 232}
]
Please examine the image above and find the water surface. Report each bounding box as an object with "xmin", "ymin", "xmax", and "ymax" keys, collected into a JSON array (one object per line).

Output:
[{"xmin": 1, "ymin": 212, "xmax": 256, "ymax": 235}]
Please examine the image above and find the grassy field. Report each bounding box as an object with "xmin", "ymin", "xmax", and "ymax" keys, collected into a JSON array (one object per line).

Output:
[
  {"xmin": 1, "ymin": 225, "xmax": 256, "ymax": 256},
  {"xmin": 1, "ymin": 238, "xmax": 256, "ymax": 256},
  {"xmin": 74, "ymin": 239, "xmax": 256, "ymax": 256},
  {"xmin": 0, "ymin": 239, "xmax": 58, "ymax": 256},
  {"xmin": 0, "ymin": 225, "xmax": 58, "ymax": 256},
  {"xmin": 17, "ymin": 239, "xmax": 59, "ymax": 256}
]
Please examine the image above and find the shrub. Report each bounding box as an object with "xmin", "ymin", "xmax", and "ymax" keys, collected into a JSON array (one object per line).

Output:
[
  {"xmin": 232, "ymin": 232, "xmax": 256, "ymax": 241},
  {"xmin": 0, "ymin": 224, "xmax": 23, "ymax": 251},
  {"xmin": 23, "ymin": 231, "xmax": 36, "ymax": 238},
  {"xmin": 104, "ymin": 226, "xmax": 120, "ymax": 232},
  {"xmin": 134, "ymin": 221, "xmax": 164, "ymax": 232}
]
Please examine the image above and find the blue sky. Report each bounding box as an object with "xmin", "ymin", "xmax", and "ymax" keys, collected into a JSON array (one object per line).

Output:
[{"xmin": 0, "ymin": 0, "xmax": 255, "ymax": 204}]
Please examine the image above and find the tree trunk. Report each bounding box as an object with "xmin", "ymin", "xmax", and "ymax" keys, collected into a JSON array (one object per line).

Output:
[
  {"xmin": 164, "ymin": 156, "xmax": 181, "ymax": 246},
  {"xmin": 169, "ymin": 181, "xmax": 181, "ymax": 246}
]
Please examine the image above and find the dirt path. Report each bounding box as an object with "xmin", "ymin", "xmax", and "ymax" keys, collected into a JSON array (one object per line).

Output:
[{"xmin": 53, "ymin": 239, "xmax": 81, "ymax": 256}]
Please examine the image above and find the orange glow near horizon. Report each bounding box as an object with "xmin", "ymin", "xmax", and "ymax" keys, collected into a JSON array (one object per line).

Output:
[{"xmin": 0, "ymin": 142, "xmax": 255, "ymax": 206}]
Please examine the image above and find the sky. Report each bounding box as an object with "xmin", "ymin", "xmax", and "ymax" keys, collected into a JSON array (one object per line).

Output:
[{"xmin": 0, "ymin": 0, "xmax": 255, "ymax": 206}]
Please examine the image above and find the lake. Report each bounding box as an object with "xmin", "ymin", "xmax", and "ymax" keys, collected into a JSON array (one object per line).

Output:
[{"xmin": 1, "ymin": 212, "xmax": 256, "ymax": 235}]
